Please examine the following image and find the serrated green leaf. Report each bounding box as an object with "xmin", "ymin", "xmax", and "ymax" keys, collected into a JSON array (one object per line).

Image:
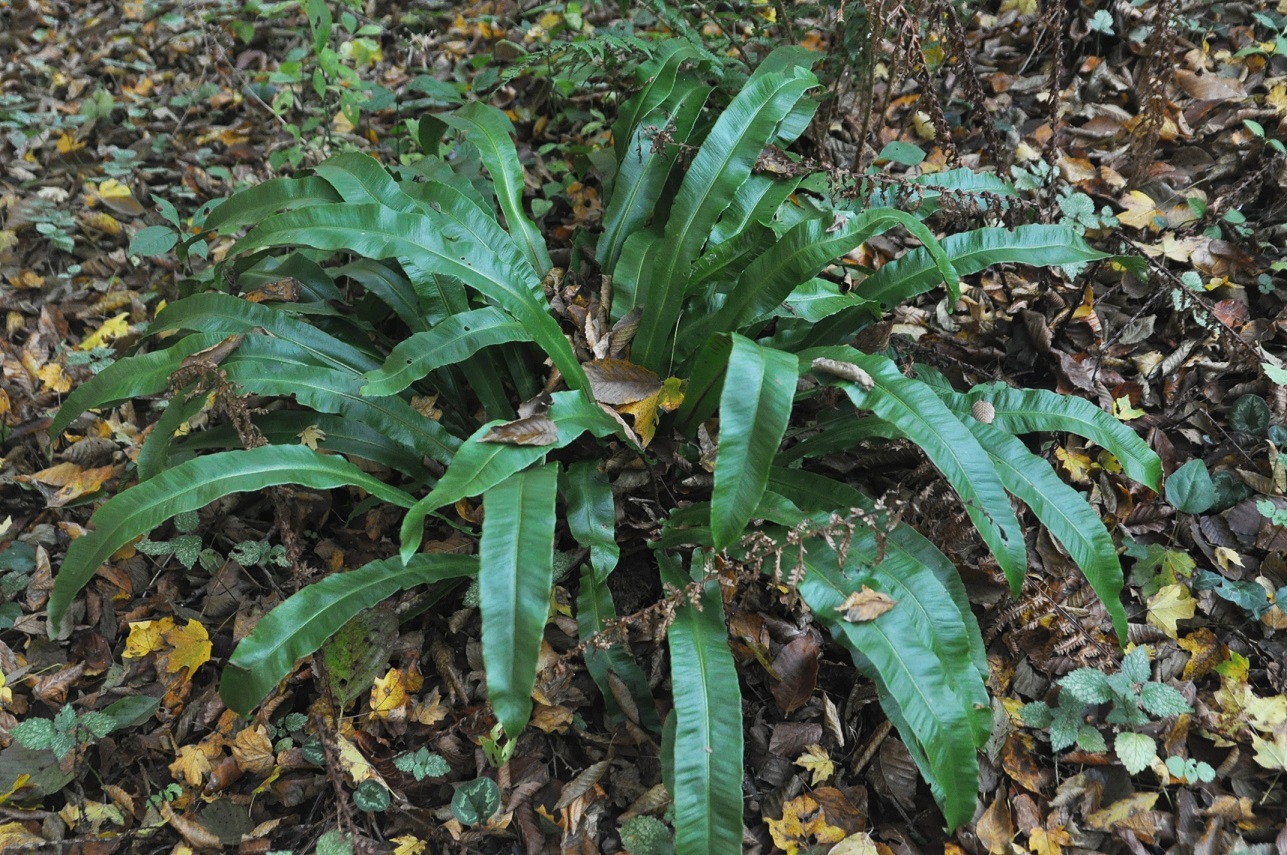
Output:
[
  {"xmin": 11, "ymin": 718, "xmax": 55, "ymax": 750},
  {"xmin": 1059, "ymin": 668, "xmax": 1113, "ymax": 704},
  {"xmin": 1076, "ymin": 726, "xmax": 1107, "ymax": 753},
  {"xmin": 1114, "ymin": 731, "xmax": 1157, "ymax": 774},
  {"xmin": 1139, "ymin": 682, "xmax": 1192, "ymax": 717}
]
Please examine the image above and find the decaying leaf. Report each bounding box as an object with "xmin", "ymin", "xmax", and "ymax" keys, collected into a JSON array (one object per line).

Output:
[
  {"xmin": 480, "ymin": 414, "xmax": 559, "ymax": 446},
  {"xmin": 837, "ymin": 586, "xmax": 895, "ymax": 622}
]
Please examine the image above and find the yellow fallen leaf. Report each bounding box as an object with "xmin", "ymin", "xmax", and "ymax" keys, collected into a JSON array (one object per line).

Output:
[
  {"xmin": 1147, "ymin": 583, "xmax": 1195, "ymax": 637},
  {"xmin": 169, "ymin": 743, "xmax": 213, "ymax": 787},
  {"xmin": 1055, "ymin": 446, "xmax": 1094, "ymax": 483},
  {"xmin": 370, "ymin": 668, "xmax": 412, "ymax": 720},
  {"xmin": 163, "ymin": 618, "xmax": 212, "ymax": 675},
  {"xmin": 1251, "ymin": 728, "xmax": 1287, "ymax": 770},
  {"xmin": 36, "ymin": 362, "xmax": 72, "ymax": 393},
  {"xmin": 1117, "ymin": 190, "xmax": 1165, "ymax": 231},
  {"xmin": 230, "ymin": 725, "xmax": 276, "ymax": 776},
  {"xmin": 829, "ymin": 831, "xmax": 880, "ymax": 854},
  {"xmin": 297, "ymin": 424, "xmax": 326, "ymax": 450},
  {"xmin": 766, "ymin": 793, "xmax": 846, "ymax": 855},
  {"xmin": 1029, "ymin": 823, "xmax": 1073, "ymax": 855},
  {"xmin": 1113, "ymin": 396, "xmax": 1145, "ymax": 421},
  {"xmin": 96, "ymin": 179, "xmax": 145, "ymax": 217},
  {"xmin": 795, "ymin": 744, "xmax": 834, "ymax": 786},
  {"xmin": 123, "ymin": 618, "xmax": 175, "ymax": 659},
  {"xmin": 79, "ymin": 313, "xmax": 132, "ymax": 350},
  {"xmin": 0, "ymin": 821, "xmax": 45, "ymax": 849},
  {"xmin": 391, "ymin": 836, "xmax": 427, "ymax": 855}
]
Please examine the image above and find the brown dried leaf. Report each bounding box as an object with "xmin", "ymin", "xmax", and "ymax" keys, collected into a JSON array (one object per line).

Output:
[
  {"xmin": 583, "ymin": 358, "xmax": 662, "ymax": 405},
  {"xmin": 480, "ymin": 415, "xmax": 558, "ymax": 446},
  {"xmin": 770, "ymin": 634, "xmax": 820, "ymax": 714},
  {"xmin": 976, "ymin": 792, "xmax": 1015, "ymax": 854},
  {"xmin": 836, "ymin": 586, "xmax": 895, "ymax": 622}
]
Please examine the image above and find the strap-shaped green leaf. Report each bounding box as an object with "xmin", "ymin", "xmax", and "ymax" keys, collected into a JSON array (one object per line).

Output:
[
  {"xmin": 563, "ymin": 461, "xmax": 619, "ymax": 584},
  {"xmin": 858, "ymin": 224, "xmax": 1110, "ymax": 309},
  {"xmin": 708, "ymin": 174, "xmax": 798, "ymax": 247},
  {"xmin": 798, "ymin": 546, "xmax": 983, "ymax": 830},
  {"xmin": 611, "ymin": 40, "xmax": 700, "ymax": 164},
  {"xmin": 50, "ymin": 332, "xmax": 227, "ymax": 437},
  {"xmin": 333, "ymin": 259, "xmax": 427, "ymax": 332},
  {"xmin": 49, "ymin": 445, "xmax": 418, "ymax": 636},
  {"xmin": 812, "ymin": 351, "xmax": 1028, "ymax": 591},
  {"xmin": 147, "ymin": 292, "xmax": 380, "ymax": 374},
  {"xmin": 399, "ymin": 391, "xmax": 621, "ymax": 559},
  {"xmin": 704, "ymin": 207, "xmax": 958, "ymax": 341},
  {"xmin": 203, "ymin": 176, "xmax": 341, "ymax": 234},
  {"xmin": 711, "ymin": 335, "xmax": 798, "ymax": 549},
  {"xmin": 229, "ymin": 202, "xmax": 588, "ymax": 394},
  {"xmin": 962, "ymin": 417, "xmax": 1129, "ymax": 642},
  {"xmin": 956, "ymin": 383, "xmax": 1161, "ymax": 490},
  {"xmin": 775, "ymin": 415, "xmax": 900, "ymax": 464},
  {"xmin": 576, "ymin": 564, "xmax": 660, "ymax": 732},
  {"xmin": 632, "ymin": 68, "xmax": 818, "ymax": 372},
  {"xmin": 136, "ymin": 383, "xmax": 207, "ymax": 482},
  {"xmin": 479, "ymin": 462, "xmax": 559, "ymax": 737},
  {"xmin": 442, "ymin": 103, "xmax": 552, "ymax": 275},
  {"xmin": 765, "ymin": 468, "xmax": 988, "ymax": 690},
  {"xmin": 220, "ymin": 553, "xmax": 476, "ymax": 714},
  {"xmin": 658, "ymin": 552, "xmax": 743, "ymax": 853},
  {"xmin": 223, "ymin": 337, "xmax": 460, "ymax": 465},
  {"xmin": 361, "ymin": 308, "xmax": 534, "ymax": 397},
  {"xmin": 672, "ymin": 333, "xmax": 733, "ymax": 436},
  {"xmin": 172, "ymin": 411, "xmax": 434, "ymax": 485},
  {"xmin": 598, "ymin": 82, "xmax": 710, "ymax": 272}
]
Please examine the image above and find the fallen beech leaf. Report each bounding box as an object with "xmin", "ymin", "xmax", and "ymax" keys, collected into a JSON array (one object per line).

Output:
[
  {"xmin": 230, "ymin": 726, "xmax": 275, "ymax": 776},
  {"xmin": 369, "ymin": 668, "xmax": 412, "ymax": 720},
  {"xmin": 79, "ymin": 313, "xmax": 131, "ymax": 350},
  {"xmin": 480, "ymin": 414, "xmax": 558, "ymax": 446},
  {"xmin": 770, "ymin": 633, "xmax": 820, "ymax": 713},
  {"xmin": 583, "ymin": 358, "xmax": 661, "ymax": 405},
  {"xmin": 976, "ymin": 792, "xmax": 1014, "ymax": 854},
  {"xmin": 837, "ymin": 585, "xmax": 895, "ymax": 622},
  {"xmin": 96, "ymin": 179, "xmax": 145, "ymax": 217},
  {"xmin": 1084, "ymin": 791, "xmax": 1158, "ymax": 832}
]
